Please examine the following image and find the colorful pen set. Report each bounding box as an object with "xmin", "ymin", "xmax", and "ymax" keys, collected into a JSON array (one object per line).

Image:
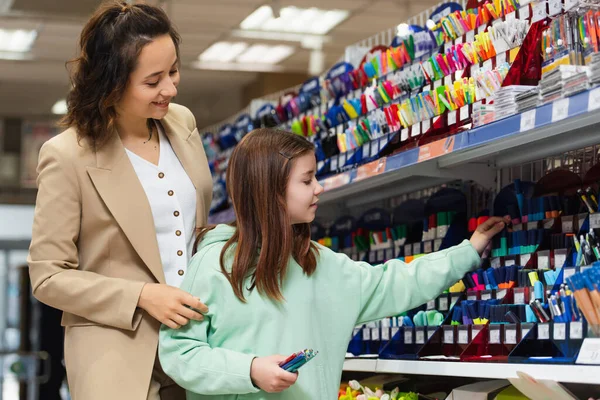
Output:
[
  {"xmin": 451, "ymin": 299, "xmax": 502, "ymax": 325},
  {"xmin": 566, "ymin": 266, "xmax": 600, "ymax": 335},
  {"xmin": 573, "ymin": 231, "xmax": 600, "ymax": 267},
  {"xmin": 577, "ymin": 187, "xmax": 599, "ymax": 213},
  {"xmin": 336, "ymin": 109, "xmax": 387, "ymax": 152},
  {"xmin": 279, "ymin": 349, "xmax": 318, "ymax": 373}
]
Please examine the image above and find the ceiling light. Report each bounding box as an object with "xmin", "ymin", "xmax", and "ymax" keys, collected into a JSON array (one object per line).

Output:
[
  {"xmin": 199, "ymin": 42, "xmax": 248, "ymax": 63},
  {"xmin": 240, "ymin": 5, "xmax": 349, "ymax": 35},
  {"xmin": 198, "ymin": 42, "xmax": 294, "ymax": 66},
  {"xmin": 0, "ymin": 0, "xmax": 14, "ymax": 13},
  {"xmin": 190, "ymin": 61, "xmax": 284, "ymax": 73},
  {"xmin": 0, "ymin": 29, "xmax": 37, "ymax": 53},
  {"xmin": 52, "ymin": 99, "xmax": 67, "ymax": 115}
]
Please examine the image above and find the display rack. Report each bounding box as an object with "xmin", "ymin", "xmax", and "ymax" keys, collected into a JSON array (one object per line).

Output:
[
  {"xmin": 319, "ymin": 88, "xmax": 600, "ymax": 205},
  {"xmin": 343, "ymin": 358, "xmax": 600, "ymax": 384}
]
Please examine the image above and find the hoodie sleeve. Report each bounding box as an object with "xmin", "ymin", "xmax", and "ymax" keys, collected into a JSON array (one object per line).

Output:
[
  {"xmin": 321, "ymin": 241, "xmax": 480, "ymax": 325},
  {"xmin": 158, "ymin": 245, "xmax": 260, "ymax": 396}
]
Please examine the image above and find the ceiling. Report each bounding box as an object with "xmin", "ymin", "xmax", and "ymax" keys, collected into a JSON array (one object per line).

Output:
[{"xmin": 0, "ymin": 0, "xmax": 442, "ymax": 128}]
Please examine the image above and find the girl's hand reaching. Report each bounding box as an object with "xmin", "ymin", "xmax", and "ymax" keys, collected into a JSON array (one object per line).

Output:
[{"xmin": 469, "ymin": 216, "xmax": 511, "ymax": 255}]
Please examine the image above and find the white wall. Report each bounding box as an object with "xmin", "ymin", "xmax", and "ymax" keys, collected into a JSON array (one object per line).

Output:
[{"xmin": 0, "ymin": 204, "xmax": 34, "ymax": 240}]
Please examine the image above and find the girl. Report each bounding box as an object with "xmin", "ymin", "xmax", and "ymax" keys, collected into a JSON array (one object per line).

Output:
[
  {"xmin": 159, "ymin": 129, "xmax": 508, "ymax": 399},
  {"xmin": 28, "ymin": 2, "xmax": 211, "ymax": 399}
]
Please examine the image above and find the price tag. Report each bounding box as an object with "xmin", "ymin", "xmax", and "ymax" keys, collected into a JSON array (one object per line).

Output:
[
  {"xmin": 385, "ymin": 248, "xmax": 394, "ymax": 261},
  {"xmin": 491, "ymin": 257, "xmax": 501, "ymax": 268},
  {"xmin": 554, "ymin": 323, "xmax": 567, "ymax": 340},
  {"xmin": 571, "ymin": 322, "xmax": 583, "ymax": 339},
  {"xmin": 416, "ymin": 330, "xmax": 425, "ymax": 344},
  {"xmin": 460, "ymin": 105, "xmax": 469, "ymax": 121},
  {"xmin": 481, "ymin": 291, "xmax": 492, "ymax": 301},
  {"xmin": 434, "ymin": 239, "xmax": 443, "ymax": 251},
  {"xmin": 439, "ymin": 297, "xmax": 449, "ymax": 311},
  {"xmin": 362, "ymin": 327, "xmax": 371, "ymax": 341},
  {"xmin": 548, "ymin": 0, "xmax": 561, "ymax": 15},
  {"xmin": 563, "ymin": 268, "xmax": 576, "ymax": 280},
  {"xmin": 427, "ymin": 299, "xmax": 436, "ymax": 310},
  {"xmin": 532, "ymin": 0, "xmax": 547, "ymax": 23},
  {"xmin": 369, "ymin": 251, "xmax": 376, "ymax": 263},
  {"xmin": 370, "ymin": 141, "xmax": 380, "ymax": 157},
  {"xmin": 562, "ymin": 218, "xmax": 574, "ymax": 233},
  {"xmin": 381, "ymin": 328, "xmax": 390, "ymax": 341},
  {"xmin": 339, "ymin": 152, "xmax": 347, "ymax": 166},
  {"xmin": 514, "ymin": 291, "xmax": 525, "ymax": 304},
  {"xmin": 448, "ymin": 111, "xmax": 457, "ymax": 126},
  {"xmin": 353, "ymin": 327, "xmax": 361, "ymax": 336},
  {"xmin": 466, "ymin": 31, "xmax": 475, "ymax": 42},
  {"xmin": 522, "ymin": 325, "xmax": 532, "ymax": 338},
  {"xmin": 434, "ymin": 80, "xmax": 442, "ymax": 89},
  {"xmin": 424, "ymin": 241, "xmax": 433, "ymax": 253},
  {"xmin": 467, "ymin": 293, "xmax": 478, "ymax": 301},
  {"xmin": 371, "ymin": 328, "xmax": 380, "ymax": 341},
  {"xmin": 576, "ymin": 338, "xmax": 600, "ymax": 364},
  {"xmin": 538, "ymin": 324, "xmax": 550, "ymax": 340},
  {"xmin": 555, "ymin": 253, "xmax": 567, "ymax": 269},
  {"xmin": 412, "ymin": 123, "xmax": 421, "ymax": 137},
  {"xmin": 412, "ymin": 243, "xmax": 421, "ymax": 255},
  {"xmin": 590, "ymin": 213, "xmax": 600, "ymax": 229},
  {"xmin": 458, "ymin": 329, "xmax": 469, "ymax": 344},
  {"xmin": 552, "ymin": 98, "xmax": 569, "ymax": 122},
  {"xmin": 455, "ymin": 37, "xmax": 463, "ymax": 45},
  {"xmin": 444, "ymin": 329, "xmax": 454, "ymax": 344},
  {"xmin": 331, "ymin": 157, "xmax": 339, "ymax": 171},
  {"xmin": 400, "ymin": 128, "xmax": 409, "ymax": 141},
  {"xmin": 362, "ymin": 142, "xmax": 371, "ymax": 158},
  {"xmin": 489, "ymin": 328, "xmax": 501, "ymax": 344},
  {"xmin": 404, "ymin": 329, "xmax": 413, "ymax": 344},
  {"xmin": 505, "ymin": 258, "xmax": 516, "ymax": 267},
  {"xmin": 519, "ymin": 5, "xmax": 531, "ymax": 20},
  {"xmin": 564, "ymin": 0, "xmax": 579, "ymax": 10},
  {"xmin": 497, "ymin": 289, "xmax": 507, "ymax": 300},
  {"xmin": 404, "ymin": 244, "xmax": 412, "ymax": 257},
  {"xmin": 422, "ymin": 119, "xmax": 431, "ymax": 133},
  {"xmin": 428, "ymin": 329, "xmax": 436, "ymax": 339},
  {"xmin": 496, "ymin": 52, "xmax": 507, "ymax": 68},
  {"xmin": 391, "ymin": 327, "xmax": 399, "ymax": 338},
  {"xmin": 520, "ymin": 253, "xmax": 532, "ymax": 266},
  {"xmin": 505, "ymin": 328, "xmax": 517, "ymax": 344},
  {"xmin": 538, "ymin": 251, "xmax": 550, "ymax": 269},
  {"xmin": 377, "ymin": 249, "xmax": 385, "ymax": 261},
  {"xmin": 471, "ymin": 63, "xmax": 480, "ymax": 77},
  {"xmin": 482, "ymin": 59, "xmax": 493, "ymax": 72},
  {"xmin": 478, "ymin": 25, "xmax": 486, "ymax": 34}
]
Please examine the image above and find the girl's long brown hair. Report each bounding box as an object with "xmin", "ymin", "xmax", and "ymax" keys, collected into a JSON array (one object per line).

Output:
[{"xmin": 195, "ymin": 129, "xmax": 319, "ymax": 302}]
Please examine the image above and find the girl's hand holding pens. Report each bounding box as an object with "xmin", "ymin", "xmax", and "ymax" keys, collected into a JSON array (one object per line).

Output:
[
  {"xmin": 250, "ymin": 355, "xmax": 298, "ymax": 393},
  {"xmin": 137, "ymin": 283, "xmax": 208, "ymax": 329},
  {"xmin": 470, "ymin": 216, "xmax": 511, "ymax": 255}
]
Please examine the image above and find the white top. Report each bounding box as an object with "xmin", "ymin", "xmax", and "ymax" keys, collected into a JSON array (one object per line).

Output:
[{"xmin": 125, "ymin": 122, "xmax": 197, "ymax": 287}]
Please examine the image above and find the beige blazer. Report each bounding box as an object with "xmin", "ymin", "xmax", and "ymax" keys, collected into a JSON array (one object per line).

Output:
[{"xmin": 27, "ymin": 104, "xmax": 213, "ymax": 399}]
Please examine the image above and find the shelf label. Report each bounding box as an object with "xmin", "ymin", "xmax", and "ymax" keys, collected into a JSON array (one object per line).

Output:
[
  {"xmin": 323, "ymin": 172, "xmax": 351, "ymax": 191},
  {"xmin": 496, "ymin": 52, "xmax": 507, "ymax": 66},
  {"xmin": 520, "ymin": 109, "xmax": 536, "ymax": 132},
  {"xmin": 505, "ymin": 328, "xmax": 517, "ymax": 344},
  {"xmin": 553, "ymin": 323, "xmax": 567, "ymax": 341},
  {"xmin": 443, "ymin": 329, "xmax": 454, "ymax": 344},
  {"xmin": 434, "ymin": 239, "xmax": 443, "ymax": 251},
  {"xmin": 439, "ymin": 297, "xmax": 449, "ymax": 311},
  {"xmin": 428, "ymin": 329, "xmax": 436, "ymax": 340},
  {"xmin": 562, "ymin": 218, "xmax": 574, "ymax": 233},
  {"xmin": 422, "ymin": 119, "xmax": 431, "ymax": 133},
  {"xmin": 460, "ymin": 105, "xmax": 470, "ymax": 121},
  {"xmin": 339, "ymin": 152, "xmax": 347, "ymax": 166},
  {"xmin": 448, "ymin": 111, "xmax": 457, "ymax": 126},
  {"xmin": 381, "ymin": 328, "xmax": 390, "ymax": 341},
  {"xmin": 514, "ymin": 291, "xmax": 525, "ymax": 305},
  {"xmin": 376, "ymin": 249, "xmax": 385, "ymax": 261},
  {"xmin": 576, "ymin": 338, "xmax": 600, "ymax": 365},
  {"xmin": 552, "ymin": 98, "xmax": 570, "ymax": 122},
  {"xmin": 570, "ymin": 321, "xmax": 583, "ymax": 339},
  {"xmin": 418, "ymin": 136, "xmax": 456, "ymax": 162},
  {"xmin": 466, "ymin": 31, "xmax": 475, "ymax": 42},
  {"xmin": 591, "ymin": 212, "xmax": 600, "ymax": 229},
  {"xmin": 548, "ymin": 0, "xmax": 562, "ymax": 15},
  {"xmin": 532, "ymin": 0, "xmax": 547, "ymax": 23},
  {"xmin": 424, "ymin": 240, "xmax": 433, "ymax": 253},
  {"xmin": 331, "ymin": 157, "xmax": 339, "ymax": 171},
  {"xmin": 362, "ymin": 327, "xmax": 371, "ymax": 341},
  {"xmin": 412, "ymin": 123, "xmax": 421, "ymax": 137},
  {"xmin": 458, "ymin": 329, "xmax": 469, "ymax": 344},
  {"xmin": 427, "ymin": 299, "xmax": 436, "ymax": 310},
  {"xmin": 355, "ymin": 158, "xmax": 387, "ymax": 181},
  {"xmin": 401, "ymin": 128, "xmax": 409, "ymax": 142},
  {"xmin": 520, "ymin": 253, "xmax": 532, "ymax": 266},
  {"xmin": 391, "ymin": 327, "xmax": 400, "ymax": 338},
  {"xmin": 538, "ymin": 250, "xmax": 550, "ymax": 269},
  {"xmin": 489, "ymin": 328, "xmax": 501, "ymax": 344},
  {"xmin": 481, "ymin": 291, "xmax": 492, "ymax": 301},
  {"xmin": 538, "ymin": 324, "xmax": 550, "ymax": 340},
  {"xmin": 519, "ymin": 5, "xmax": 531, "ymax": 20},
  {"xmin": 371, "ymin": 328, "xmax": 380, "ymax": 341},
  {"xmin": 404, "ymin": 329, "xmax": 413, "ymax": 344},
  {"xmin": 416, "ymin": 330, "xmax": 425, "ymax": 344},
  {"xmin": 564, "ymin": 0, "xmax": 579, "ymax": 10}
]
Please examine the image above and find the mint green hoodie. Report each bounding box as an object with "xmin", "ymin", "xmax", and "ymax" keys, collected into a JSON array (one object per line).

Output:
[{"xmin": 159, "ymin": 224, "xmax": 480, "ymax": 400}]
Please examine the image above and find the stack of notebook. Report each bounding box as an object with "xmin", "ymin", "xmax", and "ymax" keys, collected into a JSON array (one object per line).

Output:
[
  {"xmin": 494, "ymin": 85, "xmax": 535, "ymax": 121},
  {"xmin": 539, "ymin": 65, "xmax": 589, "ymax": 103}
]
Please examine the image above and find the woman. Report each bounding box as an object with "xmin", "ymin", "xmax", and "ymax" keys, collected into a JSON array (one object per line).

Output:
[
  {"xmin": 27, "ymin": 2, "xmax": 212, "ymax": 399},
  {"xmin": 159, "ymin": 129, "xmax": 509, "ymax": 399}
]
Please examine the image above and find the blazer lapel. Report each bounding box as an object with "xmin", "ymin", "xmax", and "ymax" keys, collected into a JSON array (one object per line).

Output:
[
  {"xmin": 160, "ymin": 115, "xmax": 206, "ymax": 227},
  {"xmin": 86, "ymin": 133, "xmax": 165, "ymax": 284}
]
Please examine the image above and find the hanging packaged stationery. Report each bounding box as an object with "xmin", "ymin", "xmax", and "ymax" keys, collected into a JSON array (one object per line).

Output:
[
  {"xmin": 429, "ymin": 2, "xmax": 465, "ymax": 45},
  {"xmin": 233, "ymin": 113, "xmax": 254, "ymax": 142},
  {"xmin": 324, "ymin": 62, "xmax": 355, "ymax": 99},
  {"xmin": 254, "ymin": 103, "xmax": 280, "ymax": 128},
  {"xmin": 297, "ymin": 76, "xmax": 322, "ymax": 113},
  {"xmin": 217, "ymin": 124, "xmax": 238, "ymax": 150}
]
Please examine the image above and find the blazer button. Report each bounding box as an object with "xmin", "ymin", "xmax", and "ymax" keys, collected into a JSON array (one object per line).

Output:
[
  {"xmin": 178, "ymin": 269, "xmax": 184, "ymax": 276},
  {"xmin": 175, "ymin": 230, "xmax": 182, "ymax": 236},
  {"xmin": 168, "ymin": 190, "xmax": 174, "ymax": 196},
  {"xmin": 177, "ymin": 250, "xmax": 183, "ymax": 256},
  {"xmin": 158, "ymin": 172, "xmax": 165, "ymax": 179},
  {"xmin": 174, "ymin": 211, "xmax": 180, "ymax": 217}
]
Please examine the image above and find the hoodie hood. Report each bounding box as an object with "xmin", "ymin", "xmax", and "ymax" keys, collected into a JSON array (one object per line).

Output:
[{"xmin": 198, "ymin": 224, "xmax": 236, "ymax": 250}]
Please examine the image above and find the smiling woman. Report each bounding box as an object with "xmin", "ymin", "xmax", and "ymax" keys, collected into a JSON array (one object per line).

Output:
[{"xmin": 27, "ymin": 2, "xmax": 213, "ymax": 400}]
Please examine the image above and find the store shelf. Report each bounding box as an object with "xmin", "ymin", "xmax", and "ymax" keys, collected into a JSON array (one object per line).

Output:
[
  {"xmin": 343, "ymin": 359, "xmax": 600, "ymax": 384},
  {"xmin": 207, "ymin": 207, "xmax": 235, "ymax": 225},
  {"xmin": 319, "ymin": 88, "xmax": 600, "ymax": 205}
]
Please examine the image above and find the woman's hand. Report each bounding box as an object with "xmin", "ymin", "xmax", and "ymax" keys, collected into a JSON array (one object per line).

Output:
[
  {"xmin": 137, "ymin": 283, "xmax": 208, "ymax": 329},
  {"xmin": 469, "ymin": 215, "xmax": 511, "ymax": 255},
  {"xmin": 250, "ymin": 355, "xmax": 298, "ymax": 393}
]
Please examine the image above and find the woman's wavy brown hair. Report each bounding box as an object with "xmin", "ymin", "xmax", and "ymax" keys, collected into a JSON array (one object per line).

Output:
[
  {"xmin": 194, "ymin": 129, "xmax": 319, "ymax": 302},
  {"xmin": 60, "ymin": 1, "xmax": 180, "ymax": 148}
]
